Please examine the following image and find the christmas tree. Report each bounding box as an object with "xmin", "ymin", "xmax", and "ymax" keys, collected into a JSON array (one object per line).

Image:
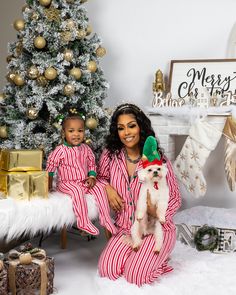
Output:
[{"xmin": 0, "ymin": 0, "xmax": 109, "ymax": 160}]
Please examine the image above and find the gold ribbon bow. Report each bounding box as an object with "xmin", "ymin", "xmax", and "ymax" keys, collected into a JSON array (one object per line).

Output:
[{"xmin": 8, "ymin": 248, "xmax": 48, "ymax": 295}]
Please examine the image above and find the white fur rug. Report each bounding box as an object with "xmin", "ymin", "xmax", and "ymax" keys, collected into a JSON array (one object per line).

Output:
[{"xmin": 0, "ymin": 192, "xmax": 98, "ymax": 242}]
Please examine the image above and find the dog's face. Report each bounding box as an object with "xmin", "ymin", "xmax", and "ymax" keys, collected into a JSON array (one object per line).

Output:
[{"xmin": 138, "ymin": 163, "xmax": 167, "ymax": 183}]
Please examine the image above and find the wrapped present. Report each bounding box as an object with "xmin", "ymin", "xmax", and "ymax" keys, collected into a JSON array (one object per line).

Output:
[
  {"xmin": 5, "ymin": 244, "xmax": 54, "ymax": 295},
  {"xmin": 0, "ymin": 171, "xmax": 48, "ymax": 200},
  {"xmin": 0, "ymin": 149, "xmax": 43, "ymax": 172},
  {"xmin": 0, "ymin": 253, "xmax": 8, "ymax": 295}
]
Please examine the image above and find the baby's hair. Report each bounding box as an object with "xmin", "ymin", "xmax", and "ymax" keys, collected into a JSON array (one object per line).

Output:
[{"xmin": 61, "ymin": 108, "xmax": 85, "ymax": 130}]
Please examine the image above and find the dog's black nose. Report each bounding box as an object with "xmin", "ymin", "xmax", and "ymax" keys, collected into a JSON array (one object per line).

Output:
[{"xmin": 153, "ymin": 171, "xmax": 158, "ymax": 176}]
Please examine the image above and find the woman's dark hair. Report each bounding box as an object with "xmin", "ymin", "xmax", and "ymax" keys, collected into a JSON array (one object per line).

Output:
[{"xmin": 105, "ymin": 103, "xmax": 164, "ymax": 158}]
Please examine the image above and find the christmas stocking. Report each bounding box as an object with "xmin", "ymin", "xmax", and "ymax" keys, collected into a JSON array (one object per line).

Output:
[
  {"xmin": 223, "ymin": 116, "xmax": 236, "ymax": 191},
  {"xmin": 174, "ymin": 119, "xmax": 222, "ymax": 197}
]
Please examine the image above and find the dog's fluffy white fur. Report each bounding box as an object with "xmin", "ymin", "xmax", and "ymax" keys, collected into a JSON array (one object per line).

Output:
[{"xmin": 130, "ymin": 163, "xmax": 169, "ymax": 252}]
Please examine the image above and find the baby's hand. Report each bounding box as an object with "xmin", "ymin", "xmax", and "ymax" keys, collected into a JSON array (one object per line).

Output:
[{"xmin": 85, "ymin": 176, "xmax": 96, "ymax": 188}]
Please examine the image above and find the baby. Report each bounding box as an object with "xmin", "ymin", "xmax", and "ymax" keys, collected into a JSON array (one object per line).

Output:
[{"xmin": 46, "ymin": 112, "xmax": 117, "ymax": 236}]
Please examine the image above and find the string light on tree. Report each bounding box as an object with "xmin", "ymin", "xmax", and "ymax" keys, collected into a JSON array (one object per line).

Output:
[
  {"xmin": 13, "ymin": 19, "xmax": 25, "ymax": 31},
  {"xmin": 63, "ymin": 49, "xmax": 74, "ymax": 61},
  {"xmin": 33, "ymin": 36, "xmax": 46, "ymax": 49},
  {"xmin": 0, "ymin": 126, "xmax": 8, "ymax": 139},
  {"xmin": 69, "ymin": 67, "xmax": 82, "ymax": 80},
  {"xmin": 85, "ymin": 117, "xmax": 98, "ymax": 130},
  {"xmin": 44, "ymin": 67, "xmax": 57, "ymax": 80},
  {"xmin": 96, "ymin": 46, "xmax": 106, "ymax": 57},
  {"xmin": 87, "ymin": 61, "xmax": 97, "ymax": 72}
]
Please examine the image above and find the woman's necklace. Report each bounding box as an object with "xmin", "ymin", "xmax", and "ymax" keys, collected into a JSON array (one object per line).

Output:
[{"xmin": 124, "ymin": 149, "xmax": 141, "ymax": 164}]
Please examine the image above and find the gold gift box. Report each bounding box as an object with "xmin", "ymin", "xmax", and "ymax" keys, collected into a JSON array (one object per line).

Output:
[
  {"xmin": 0, "ymin": 149, "xmax": 43, "ymax": 172},
  {"xmin": 0, "ymin": 171, "xmax": 48, "ymax": 200}
]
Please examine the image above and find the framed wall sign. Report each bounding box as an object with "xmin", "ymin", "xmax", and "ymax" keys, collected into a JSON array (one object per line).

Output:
[{"xmin": 169, "ymin": 59, "xmax": 236, "ymax": 100}]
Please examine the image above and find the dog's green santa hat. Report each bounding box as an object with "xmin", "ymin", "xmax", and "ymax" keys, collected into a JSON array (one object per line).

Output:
[{"xmin": 142, "ymin": 136, "xmax": 162, "ymax": 168}]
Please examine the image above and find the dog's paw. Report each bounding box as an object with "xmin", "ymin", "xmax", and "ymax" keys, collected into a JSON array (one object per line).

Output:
[
  {"xmin": 159, "ymin": 217, "xmax": 166, "ymax": 224},
  {"xmin": 136, "ymin": 212, "xmax": 144, "ymax": 221}
]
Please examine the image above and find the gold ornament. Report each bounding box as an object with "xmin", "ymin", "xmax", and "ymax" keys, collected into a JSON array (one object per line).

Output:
[
  {"xmin": 63, "ymin": 49, "xmax": 73, "ymax": 61},
  {"xmin": 19, "ymin": 253, "xmax": 32, "ymax": 265},
  {"xmin": 77, "ymin": 29, "xmax": 86, "ymax": 39},
  {"xmin": 34, "ymin": 36, "xmax": 46, "ymax": 49},
  {"xmin": 66, "ymin": 19, "xmax": 75, "ymax": 29},
  {"xmin": 27, "ymin": 65, "xmax": 39, "ymax": 79},
  {"xmin": 26, "ymin": 107, "xmax": 39, "ymax": 120},
  {"xmin": 37, "ymin": 75, "xmax": 48, "ymax": 87},
  {"xmin": 44, "ymin": 67, "xmax": 57, "ymax": 80},
  {"xmin": 64, "ymin": 84, "xmax": 75, "ymax": 96},
  {"xmin": 85, "ymin": 117, "xmax": 98, "ymax": 130},
  {"xmin": 86, "ymin": 24, "xmax": 92, "ymax": 35},
  {"xmin": 0, "ymin": 126, "xmax": 8, "ymax": 139},
  {"xmin": 6, "ymin": 72, "xmax": 16, "ymax": 83},
  {"xmin": 96, "ymin": 46, "xmax": 106, "ymax": 57},
  {"xmin": 39, "ymin": 0, "xmax": 52, "ymax": 6},
  {"xmin": 69, "ymin": 67, "xmax": 82, "ymax": 80},
  {"xmin": 13, "ymin": 74, "xmax": 25, "ymax": 86},
  {"xmin": 85, "ymin": 138, "xmax": 92, "ymax": 145},
  {"xmin": 13, "ymin": 19, "xmax": 25, "ymax": 31},
  {"xmin": 87, "ymin": 61, "xmax": 97, "ymax": 72},
  {"xmin": 31, "ymin": 12, "xmax": 39, "ymax": 21},
  {"xmin": 45, "ymin": 6, "xmax": 61, "ymax": 22},
  {"xmin": 60, "ymin": 31, "xmax": 72, "ymax": 43}
]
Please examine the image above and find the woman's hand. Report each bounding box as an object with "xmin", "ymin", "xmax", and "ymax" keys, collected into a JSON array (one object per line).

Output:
[
  {"xmin": 146, "ymin": 190, "xmax": 157, "ymax": 218},
  {"xmin": 105, "ymin": 184, "xmax": 124, "ymax": 212}
]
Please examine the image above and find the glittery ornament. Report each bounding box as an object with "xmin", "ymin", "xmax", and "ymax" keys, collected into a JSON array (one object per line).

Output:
[
  {"xmin": 64, "ymin": 84, "xmax": 75, "ymax": 96},
  {"xmin": 44, "ymin": 67, "xmax": 57, "ymax": 80},
  {"xmin": 60, "ymin": 31, "xmax": 72, "ymax": 43},
  {"xmin": 96, "ymin": 46, "xmax": 106, "ymax": 57},
  {"xmin": 0, "ymin": 126, "xmax": 8, "ymax": 139},
  {"xmin": 26, "ymin": 107, "xmax": 39, "ymax": 120},
  {"xmin": 69, "ymin": 67, "xmax": 82, "ymax": 80},
  {"xmin": 85, "ymin": 117, "xmax": 98, "ymax": 129},
  {"xmin": 77, "ymin": 29, "xmax": 86, "ymax": 39},
  {"xmin": 34, "ymin": 36, "xmax": 46, "ymax": 49},
  {"xmin": 13, "ymin": 19, "xmax": 25, "ymax": 31},
  {"xmin": 27, "ymin": 65, "xmax": 39, "ymax": 79},
  {"xmin": 45, "ymin": 6, "xmax": 60, "ymax": 22},
  {"xmin": 87, "ymin": 60, "xmax": 97, "ymax": 72},
  {"xmin": 63, "ymin": 49, "xmax": 73, "ymax": 61}
]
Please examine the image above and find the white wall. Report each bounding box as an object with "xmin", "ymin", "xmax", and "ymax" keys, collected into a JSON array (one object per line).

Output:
[{"xmin": 1, "ymin": 0, "xmax": 236, "ymax": 209}]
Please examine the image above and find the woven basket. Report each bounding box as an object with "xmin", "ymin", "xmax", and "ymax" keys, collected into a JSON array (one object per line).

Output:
[
  {"xmin": 5, "ymin": 257, "xmax": 54, "ymax": 295},
  {"xmin": 0, "ymin": 264, "xmax": 8, "ymax": 295}
]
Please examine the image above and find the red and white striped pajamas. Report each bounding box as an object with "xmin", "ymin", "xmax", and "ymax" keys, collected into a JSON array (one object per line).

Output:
[
  {"xmin": 97, "ymin": 149, "xmax": 181, "ymax": 286},
  {"xmin": 46, "ymin": 144, "xmax": 117, "ymax": 236}
]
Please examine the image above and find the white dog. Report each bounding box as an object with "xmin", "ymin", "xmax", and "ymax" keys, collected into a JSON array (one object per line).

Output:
[{"xmin": 130, "ymin": 163, "xmax": 169, "ymax": 252}]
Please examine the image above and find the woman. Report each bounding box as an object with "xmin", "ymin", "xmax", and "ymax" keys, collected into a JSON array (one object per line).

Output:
[{"xmin": 97, "ymin": 103, "xmax": 181, "ymax": 286}]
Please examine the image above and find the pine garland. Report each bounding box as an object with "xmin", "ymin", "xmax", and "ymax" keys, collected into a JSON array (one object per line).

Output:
[{"xmin": 194, "ymin": 225, "xmax": 219, "ymax": 251}]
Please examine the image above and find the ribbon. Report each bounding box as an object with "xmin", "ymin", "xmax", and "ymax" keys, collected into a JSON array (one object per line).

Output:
[
  {"xmin": 8, "ymin": 248, "xmax": 48, "ymax": 295},
  {"xmin": 153, "ymin": 182, "xmax": 159, "ymax": 190}
]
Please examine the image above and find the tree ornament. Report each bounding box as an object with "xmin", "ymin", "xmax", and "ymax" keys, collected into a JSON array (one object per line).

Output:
[
  {"xmin": 44, "ymin": 67, "xmax": 57, "ymax": 80},
  {"xmin": 63, "ymin": 49, "xmax": 73, "ymax": 61},
  {"xmin": 34, "ymin": 36, "xmax": 46, "ymax": 49},
  {"xmin": 66, "ymin": 19, "xmax": 75, "ymax": 29},
  {"xmin": 69, "ymin": 67, "xmax": 82, "ymax": 80},
  {"xmin": 13, "ymin": 74, "xmax": 25, "ymax": 86},
  {"xmin": 26, "ymin": 107, "xmax": 39, "ymax": 120},
  {"xmin": 87, "ymin": 60, "xmax": 97, "ymax": 72},
  {"xmin": 85, "ymin": 138, "xmax": 92, "ymax": 145},
  {"xmin": 19, "ymin": 253, "xmax": 32, "ymax": 265},
  {"xmin": 39, "ymin": 0, "xmax": 52, "ymax": 7},
  {"xmin": 6, "ymin": 72, "xmax": 16, "ymax": 83},
  {"xmin": 60, "ymin": 31, "xmax": 72, "ymax": 43},
  {"xmin": 45, "ymin": 7, "xmax": 61, "ymax": 22},
  {"xmin": 85, "ymin": 117, "xmax": 98, "ymax": 129},
  {"xmin": 86, "ymin": 24, "xmax": 92, "ymax": 35},
  {"xmin": 77, "ymin": 29, "xmax": 86, "ymax": 39},
  {"xmin": 27, "ymin": 65, "xmax": 39, "ymax": 79},
  {"xmin": 0, "ymin": 126, "xmax": 8, "ymax": 139},
  {"xmin": 31, "ymin": 12, "xmax": 39, "ymax": 21},
  {"xmin": 64, "ymin": 84, "xmax": 75, "ymax": 96},
  {"xmin": 15, "ymin": 41, "xmax": 23, "ymax": 56},
  {"xmin": 194, "ymin": 225, "xmax": 219, "ymax": 251},
  {"xmin": 96, "ymin": 46, "xmax": 106, "ymax": 57},
  {"xmin": 13, "ymin": 19, "xmax": 25, "ymax": 31},
  {"xmin": 0, "ymin": 93, "xmax": 6, "ymax": 102},
  {"xmin": 37, "ymin": 75, "xmax": 48, "ymax": 87},
  {"xmin": 53, "ymin": 122, "xmax": 62, "ymax": 130}
]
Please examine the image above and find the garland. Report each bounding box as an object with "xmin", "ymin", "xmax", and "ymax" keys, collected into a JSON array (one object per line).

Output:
[{"xmin": 194, "ymin": 225, "xmax": 219, "ymax": 251}]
